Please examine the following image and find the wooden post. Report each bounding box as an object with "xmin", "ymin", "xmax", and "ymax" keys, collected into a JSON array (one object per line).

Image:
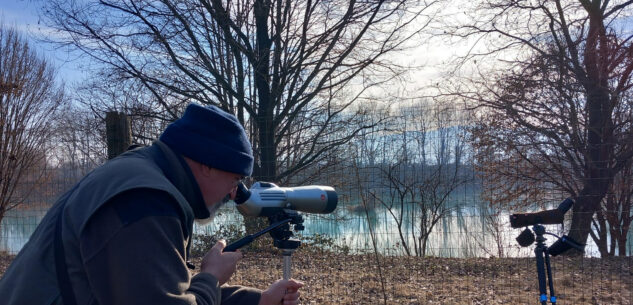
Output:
[{"xmin": 106, "ymin": 111, "xmax": 132, "ymax": 159}]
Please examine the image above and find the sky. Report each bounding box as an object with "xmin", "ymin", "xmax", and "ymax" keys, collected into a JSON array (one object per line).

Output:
[
  {"xmin": 0, "ymin": 0, "xmax": 451, "ymax": 95},
  {"xmin": 1, "ymin": 0, "xmax": 88, "ymax": 85}
]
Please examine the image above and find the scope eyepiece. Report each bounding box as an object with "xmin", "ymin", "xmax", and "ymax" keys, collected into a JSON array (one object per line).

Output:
[
  {"xmin": 549, "ymin": 235, "xmax": 585, "ymax": 256},
  {"xmin": 234, "ymin": 182, "xmax": 251, "ymax": 204}
]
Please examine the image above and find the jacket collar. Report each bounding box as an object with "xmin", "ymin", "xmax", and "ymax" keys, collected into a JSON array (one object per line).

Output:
[{"xmin": 151, "ymin": 141, "xmax": 211, "ymax": 220}]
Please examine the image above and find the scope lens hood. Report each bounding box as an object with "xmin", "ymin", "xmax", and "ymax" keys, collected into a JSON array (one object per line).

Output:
[{"xmin": 324, "ymin": 190, "xmax": 338, "ymax": 213}]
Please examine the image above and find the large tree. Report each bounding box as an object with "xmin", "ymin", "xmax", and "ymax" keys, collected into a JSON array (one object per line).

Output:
[
  {"xmin": 42, "ymin": 0, "xmax": 437, "ymax": 183},
  {"xmin": 0, "ymin": 25, "xmax": 65, "ymax": 223},
  {"xmin": 441, "ymin": 0, "xmax": 633, "ymax": 251}
]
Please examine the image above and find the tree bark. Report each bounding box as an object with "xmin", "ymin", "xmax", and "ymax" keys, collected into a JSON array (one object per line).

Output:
[
  {"xmin": 253, "ymin": 0, "xmax": 276, "ymax": 183},
  {"xmin": 105, "ymin": 111, "xmax": 132, "ymax": 160},
  {"xmin": 591, "ymin": 208, "xmax": 609, "ymax": 257}
]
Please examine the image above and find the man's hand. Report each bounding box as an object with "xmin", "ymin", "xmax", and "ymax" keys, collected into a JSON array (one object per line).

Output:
[
  {"xmin": 258, "ymin": 279, "xmax": 304, "ymax": 305},
  {"xmin": 200, "ymin": 240, "xmax": 242, "ymax": 285}
]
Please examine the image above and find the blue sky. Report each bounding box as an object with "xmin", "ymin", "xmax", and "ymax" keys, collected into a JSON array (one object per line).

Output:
[
  {"xmin": 1, "ymin": 0, "xmax": 87, "ymax": 85},
  {"xmin": 0, "ymin": 0, "xmax": 442, "ymax": 94}
]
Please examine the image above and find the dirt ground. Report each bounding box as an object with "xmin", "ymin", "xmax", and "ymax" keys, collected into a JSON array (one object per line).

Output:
[{"xmin": 1, "ymin": 249, "xmax": 631, "ymax": 304}]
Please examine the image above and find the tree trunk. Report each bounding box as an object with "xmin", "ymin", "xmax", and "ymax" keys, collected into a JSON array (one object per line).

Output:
[
  {"xmin": 609, "ymin": 228, "xmax": 617, "ymax": 256},
  {"xmin": 567, "ymin": 8, "xmax": 614, "ymax": 253},
  {"xmin": 244, "ymin": 0, "xmax": 275, "ymax": 236},
  {"xmin": 397, "ymin": 224, "xmax": 411, "ymax": 257},
  {"xmin": 421, "ymin": 235, "xmax": 428, "ymax": 257},
  {"xmin": 105, "ymin": 111, "xmax": 132, "ymax": 160},
  {"xmin": 618, "ymin": 237, "xmax": 628, "ymax": 256},
  {"xmin": 620, "ymin": 204, "xmax": 632, "ymax": 256},
  {"xmin": 592, "ymin": 208, "xmax": 610, "ymax": 257},
  {"xmin": 619, "ymin": 216, "xmax": 631, "ymax": 256},
  {"xmin": 568, "ymin": 189, "xmax": 606, "ymax": 255},
  {"xmin": 253, "ymin": 0, "xmax": 275, "ymax": 183}
]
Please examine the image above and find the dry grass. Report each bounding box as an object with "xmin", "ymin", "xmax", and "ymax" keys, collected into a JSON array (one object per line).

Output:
[
  {"xmin": 2, "ymin": 249, "xmax": 632, "ymax": 304},
  {"xmin": 222, "ymin": 249, "xmax": 633, "ymax": 305},
  {"xmin": 0, "ymin": 251, "xmax": 13, "ymax": 276}
]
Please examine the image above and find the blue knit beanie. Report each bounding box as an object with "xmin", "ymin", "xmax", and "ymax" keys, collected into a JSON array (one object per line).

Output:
[{"xmin": 159, "ymin": 103, "xmax": 254, "ymax": 176}]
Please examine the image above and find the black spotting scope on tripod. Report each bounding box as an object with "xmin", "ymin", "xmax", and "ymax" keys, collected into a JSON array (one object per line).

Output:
[{"xmin": 510, "ymin": 198, "xmax": 585, "ymax": 305}]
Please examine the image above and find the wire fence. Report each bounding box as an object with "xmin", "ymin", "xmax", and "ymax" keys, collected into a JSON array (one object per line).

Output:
[
  {"xmin": 1, "ymin": 163, "xmax": 632, "ymax": 304},
  {"xmin": 1, "ymin": 104, "xmax": 633, "ymax": 304},
  {"xmin": 4, "ymin": 164, "xmax": 623, "ymax": 258}
]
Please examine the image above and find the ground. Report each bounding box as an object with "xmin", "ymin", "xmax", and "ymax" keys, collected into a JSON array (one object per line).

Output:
[{"xmin": 1, "ymin": 249, "xmax": 631, "ymax": 304}]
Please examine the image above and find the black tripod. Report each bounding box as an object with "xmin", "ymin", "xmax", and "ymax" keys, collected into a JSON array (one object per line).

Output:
[
  {"xmin": 224, "ymin": 209, "xmax": 304, "ymax": 279},
  {"xmin": 517, "ymin": 224, "xmax": 584, "ymax": 304},
  {"xmin": 532, "ymin": 225, "xmax": 556, "ymax": 304},
  {"xmin": 511, "ymin": 198, "xmax": 587, "ymax": 304}
]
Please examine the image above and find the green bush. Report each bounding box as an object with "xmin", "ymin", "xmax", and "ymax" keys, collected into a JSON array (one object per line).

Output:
[
  {"xmin": 298, "ymin": 233, "xmax": 350, "ymax": 255},
  {"xmin": 191, "ymin": 223, "xmax": 245, "ymax": 257},
  {"xmin": 191, "ymin": 225, "xmax": 349, "ymax": 257}
]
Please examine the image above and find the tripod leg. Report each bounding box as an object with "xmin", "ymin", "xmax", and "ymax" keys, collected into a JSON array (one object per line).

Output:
[
  {"xmin": 535, "ymin": 246, "xmax": 548, "ymax": 305},
  {"xmin": 544, "ymin": 249, "xmax": 556, "ymax": 304}
]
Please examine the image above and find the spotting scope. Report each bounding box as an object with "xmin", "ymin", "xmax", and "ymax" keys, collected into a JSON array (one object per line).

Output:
[
  {"xmin": 510, "ymin": 198, "xmax": 574, "ymax": 228},
  {"xmin": 223, "ymin": 181, "xmax": 338, "ymax": 253},
  {"xmin": 234, "ymin": 182, "xmax": 338, "ymax": 217}
]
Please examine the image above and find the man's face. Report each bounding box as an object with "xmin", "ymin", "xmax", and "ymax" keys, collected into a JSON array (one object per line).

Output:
[{"xmin": 196, "ymin": 165, "xmax": 244, "ymax": 210}]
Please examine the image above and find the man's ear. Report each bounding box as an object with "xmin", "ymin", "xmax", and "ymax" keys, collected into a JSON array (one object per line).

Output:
[
  {"xmin": 183, "ymin": 156, "xmax": 211, "ymax": 177},
  {"xmin": 200, "ymin": 164, "xmax": 213, "ymax": 177}
]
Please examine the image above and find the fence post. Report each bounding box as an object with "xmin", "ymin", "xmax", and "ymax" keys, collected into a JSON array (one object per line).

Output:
[{"xmin": 106, "ymin": 111, "xmax": 132, "ymax": 159}]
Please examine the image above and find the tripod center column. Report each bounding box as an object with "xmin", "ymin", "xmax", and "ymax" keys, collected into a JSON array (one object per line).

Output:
[{"xmin": 282, "ymin": 249, "xmax": 294, "ymax": 280}]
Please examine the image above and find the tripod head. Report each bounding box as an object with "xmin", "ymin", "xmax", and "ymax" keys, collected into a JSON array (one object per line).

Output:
[
  {"xmin": 223, "ymin": 208, "xmax": 305, "ymax": 252},
  {"xmin": 267, "ymin": 208, "xmax": 304, "ymax": 250}
]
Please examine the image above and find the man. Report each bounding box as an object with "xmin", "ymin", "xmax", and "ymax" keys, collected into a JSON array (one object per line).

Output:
[{"xmin": 0, "ymin": 103, "xmax": 303, "ymax": 305}]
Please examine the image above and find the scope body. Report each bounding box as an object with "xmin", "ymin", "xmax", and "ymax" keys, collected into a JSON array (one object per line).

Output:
[
  {"xmin": 510, "ymin": 198, "xmax": 574, "ymax": 228},
  {"xmin": 235, "ymin": 182, "xmax": 338, "ymax": 217}
]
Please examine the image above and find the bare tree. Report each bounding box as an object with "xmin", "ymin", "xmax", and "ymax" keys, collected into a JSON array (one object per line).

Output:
[
  {"xmin": 41, "ymin": 0, "xmax": 438, "ymax": 183},
  {"xmin": 357, "ymin": 102, "xmax": 470, "ymax": 256},
  {"xmin": 591, "ymin": 162, "xmax": 633, "ymax": 256},
  {"xmin": 51, "ymin": 103, "xmax": 107, "ymax": 177},
  {"xmin": 441, "ymin": 0, "xmax": 633, "ymax": 250},
  {"xmin": 470, "ymin": 198, "xmax": 509, "ymax": 258},
  {"xmin": 0, "ymin": 25, "xmax": 65, "ymax": 222}
]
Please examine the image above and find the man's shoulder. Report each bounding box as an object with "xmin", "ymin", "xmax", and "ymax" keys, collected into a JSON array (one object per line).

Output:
[
  {"xmin": 77, "ymin": 152, "xmax": 181, "ymax": 206},
  {"xmin": 100, "ymin": 151, "xmax": 164, "ymax": 177},
  {"xmin": 68, "ymin": 146, "xmax": 193, "ymax": 235},
  {"xmin": 107, "ymin": 188, "xmax": 184, "ymax": 226},
  {"xmin": 79, "ymin": 188, "xmax": 188, "ymax": 265}
]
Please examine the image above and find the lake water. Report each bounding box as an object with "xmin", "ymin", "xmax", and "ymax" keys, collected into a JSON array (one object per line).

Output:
[
  {"xmin": 1, "ymin": 203, "xmax": 606, "ymax": 257},
  {"xmin": 0, "ymin": 209, "xmax": 48, "ymax": 254}
]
